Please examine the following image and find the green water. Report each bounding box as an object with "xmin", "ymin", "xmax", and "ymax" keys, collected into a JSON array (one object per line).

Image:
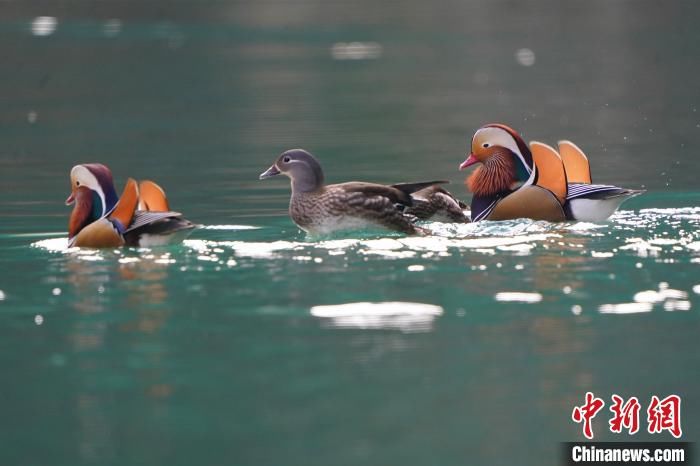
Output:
[{"xmin": 1, "ymin": 2, "xmax": 700, "ymax": 465}]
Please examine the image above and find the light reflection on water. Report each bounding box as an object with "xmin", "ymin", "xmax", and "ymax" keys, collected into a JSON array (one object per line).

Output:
[
  {"xmin": 311, "ymin": 302, "xmax": 443, "ymax": 332},
  {"xmin": 28, "ymin": 206, "xmax": 700, "ymax": 322}
]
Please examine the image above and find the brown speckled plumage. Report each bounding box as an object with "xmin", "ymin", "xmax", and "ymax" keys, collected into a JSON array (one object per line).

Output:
[
  {"xmin": 260, "ymin": 149, "xmax": 442, "ymax": 235},
  {"xmin": 290, "ymin": 185, "xmax": 419, "ymax": 234},
  {"xmin": 403, "ymin": 185, "xmax": 469, "ymax": 223}
]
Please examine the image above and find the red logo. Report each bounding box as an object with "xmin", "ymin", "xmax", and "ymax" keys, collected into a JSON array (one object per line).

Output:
[
  {"xmin": 647, "ymin": 394, "xmax": 682, "ymax": 438},
  {"xmin": 609, "ymin": 395, "xmax": 641, "ymax": 435},
  {"xmin": 572, "ymin": 393, "xmax": 682, "ymax": 439},
  {"xmin": 572, "ymin": 392, "xmax": 605, "ymax": 439}
]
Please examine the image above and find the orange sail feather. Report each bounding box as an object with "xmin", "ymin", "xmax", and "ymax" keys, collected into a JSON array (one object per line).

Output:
[{"xmin": 530, "ymin": 141, "xmax": 568, "ymax": 204}]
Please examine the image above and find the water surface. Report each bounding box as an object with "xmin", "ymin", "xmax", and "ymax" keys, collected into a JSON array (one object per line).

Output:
[{"xmin": 1, "ymin": 2, "xmax": 699, "ymax": 465}]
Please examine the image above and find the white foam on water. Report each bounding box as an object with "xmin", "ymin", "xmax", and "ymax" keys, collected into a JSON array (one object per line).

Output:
[
  {"xmin": 648, "ymin": 238, "xmax": 680, "ymax": 246},
  {"xmin": 664, "ymin": 300, "xmax": 691, "ymax": 312},
  {"xmin": 317, "ymin": 239, "xmax": 360, "ymax": 250},
  {"xmin": 494, "ymin": 292, "xmax": 543, "ymax": 303},
  {"xmin": 118, "ymin": 257, "xmax": 140, "ymax": 264},
  {"xmin": 184, "ymin": 239, "xmax": 306, "ymax": 259},
  {"xmin": 631, "ymin": 283, "xmax": 690, "ymax": 313},
  {"xmin": 619, "ymin": 240, "xmax": 663, "ymax": 257},
  {"xmin": 360, "ymin": 238, "xmax": 405, "ymax": 250},
  {"xmin": 310, "ymin": 301, "xmax": 443, "ymax": 333},
  {"xmin": 598, "ymin": 302, "xmax": 653, "ymax": 314},
  {"xmin": 359, "ymin": 249, "xmax": 417, "ymax": 259},
  {"xmin": 27, "ymin": 208, "xmax": 700, "ymax": 269},
  {"xmin": 32, "ymin": 237, "xmax": 70, "ymax": 252},
  {"xmin": 229, "ymin": 241, "xmax": 306, "ymax": 258},
  {"xmin": 179, "ymin": 231, "xmax": 560, "ymax": 262},
  {"xmin": 639, "ymin": 207, "xmax": 700, "ymax": 216},
  {"xmin": 496, "ymin": 243, "xmax": 535, "ymax": 254},
  {"xmin": 566, "ymin": 222, "xmax": 607, "ymax": 231},
  {"xmin": 633, "ymin": 290, "xmax": 665, "ymax": 304}
]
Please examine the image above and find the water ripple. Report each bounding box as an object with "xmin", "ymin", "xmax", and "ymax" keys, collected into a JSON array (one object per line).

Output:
[
  {"xmin": 32, "ymin": 207, "xmax": 700, "ymax": 276},
  {"xmin": 29, "ymin": 207, "xmax": 700, "ymax": 265}
]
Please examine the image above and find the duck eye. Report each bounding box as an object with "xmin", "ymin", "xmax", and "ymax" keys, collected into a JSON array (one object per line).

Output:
[
  {"xmin": 482, "ymin": 143, "xmax": 490, "ymax": 148},
  {"xmin": 283, "ymin": 156, "xmax": 291, "ymax": 163},
  {"xmin": 76, "ymin": 181, "xmax": 80, "ymax": 186}
]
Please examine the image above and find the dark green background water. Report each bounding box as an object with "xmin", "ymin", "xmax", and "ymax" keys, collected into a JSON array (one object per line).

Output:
[{"xmin": 1, "ymin": 2, "xmax": 699, "ymax": 465}]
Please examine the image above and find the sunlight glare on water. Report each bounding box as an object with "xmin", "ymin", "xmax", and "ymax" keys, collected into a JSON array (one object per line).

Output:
[
  {"xmin": 310, "ymin": 302, "xmax": 443, "ymax": 332},
  {"xmin": 29, "ymin": 207, "xmax": 700, "ymax": 321}
]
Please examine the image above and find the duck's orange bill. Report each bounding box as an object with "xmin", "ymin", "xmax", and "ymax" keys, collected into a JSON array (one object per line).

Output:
[{"xmin": 459, "ymin": 154, "xmax": 479, "ymax": 170}]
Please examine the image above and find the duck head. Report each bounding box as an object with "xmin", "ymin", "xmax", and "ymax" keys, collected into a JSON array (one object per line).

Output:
[
  {"xmin": 459, "ymin": 124, "xmax": 536, "ymax": 197},
  {"xmin": 66, "ymin": 163, "xmax": 119, "ymax": 239},
  {"xmin": 259, "ymin": 149, "xmax": 325, "ymax": 193}
]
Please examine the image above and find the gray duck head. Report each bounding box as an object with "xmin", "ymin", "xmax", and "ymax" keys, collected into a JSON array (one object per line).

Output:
[{"xmin": 259, "ymin": 149, "xmax": 325, "ymax": 193}]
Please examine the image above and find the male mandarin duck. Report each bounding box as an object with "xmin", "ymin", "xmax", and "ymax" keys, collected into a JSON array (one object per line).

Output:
[
  {"xmin": 259, "ymin": 149, "xmax": 448, "ymax": 235},
  {"xmin": 66, "ymin": 163, "xmax": 195, "ymax": 248},
  {"xmin": 459, "ymin": 123, "xmax": 644, "ymax": 222}
]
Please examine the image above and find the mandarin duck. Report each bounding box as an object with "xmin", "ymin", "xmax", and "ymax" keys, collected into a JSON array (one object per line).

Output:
[
  {"xmin": 399, "ymin": 185, "xmax": 469, "ymax": 223},
  {"xmin": 460, "ymin": 124, "xmax": 644, "ymax": 222},
  {"xmin": 66, "ymin": 163, "xmax": 195, "ymax": 248},
  {"xmin": 259, "ymin": 149, "xmax": 447, "ymax": 235}
]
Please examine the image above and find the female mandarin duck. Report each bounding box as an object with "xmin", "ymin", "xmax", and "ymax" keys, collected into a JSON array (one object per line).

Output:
[
  {"xmin": 66, "ymin": 163, "xmax": 195, "ymax": 248},
  {"xmin": 460, "ymin": 123, "xmax": 644, "ymax": 222},
  {"xmin": 259, "ymin": 149, "xmax": 449, "ymax": 235},
  {"xmin": 400, "ymin": 184, "xmax": 469, "ymax": 223}
]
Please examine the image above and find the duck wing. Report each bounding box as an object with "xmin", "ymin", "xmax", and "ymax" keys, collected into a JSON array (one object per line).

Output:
[
  {"xmin": 406, "ymin": 185, "xmax": 469, "ymax": 222},
  {"xmin": 124, "ymin": 211, "xmax": 195, "ymax": 246},
  {"xmin": 332, "ymin": 182, "xmax": 412, "ymax": 206},
  {"xmin": 566, "ymin": 183, "xmax": 644, "ymax": 200},
  {"xmin": 331, "ymin": 179, "xmax": 448, "ymax": 207}
]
